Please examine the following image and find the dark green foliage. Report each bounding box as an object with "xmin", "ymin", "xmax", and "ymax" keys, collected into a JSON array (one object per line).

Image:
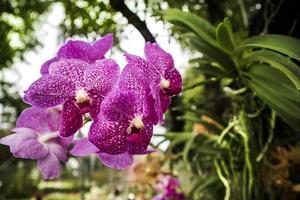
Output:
[{"xmin": 164, "ymin": 9, "xmax": 300, "ymax": 199}]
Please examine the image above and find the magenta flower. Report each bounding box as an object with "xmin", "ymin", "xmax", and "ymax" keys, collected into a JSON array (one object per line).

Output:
[
  {"xmin": 145, "ymin": 43, "xmax": 182, "ymax": 123},
  {"xmin": 4, "ymin": 34, "xmax": 182, "ymax": 176},
  {"xmin": 24, "ymin": 58, "xmax": 120, "ymax": 137},
  {"xmin": 145, "ymin": 43, "xmax": 182, "ymax": 96},
  {"xmin": 153, "ymin": 175, "xmax": 185, "ymax": 200},
  {"xmin": 88, "ymin": 89, "xmax": 154, "ymax": 156},
  {"xmin": 119, "ymin": 44, "xmax": 182, "ymax": 124},
  {"xmin": 119, "ymin": 53, "xmax": 160, "ymax": 124},
  {"xmin": 0, "ymin": 107, "xmax": 72, "ymax": 179},
  {"xmin": 40, "ymin": 33, "xmax": 113, "ymax": 74}
]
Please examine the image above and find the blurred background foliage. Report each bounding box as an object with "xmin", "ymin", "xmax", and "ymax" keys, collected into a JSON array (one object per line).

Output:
[{"xmin": 1, "ymin": 0, "xmax": 300, "ymax": 199}]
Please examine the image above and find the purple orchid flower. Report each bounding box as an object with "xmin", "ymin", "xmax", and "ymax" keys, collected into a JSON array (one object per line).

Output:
[
  {"xmin": 24, "ymin": 58, "xmax": 120, "ymax": 137},
  {"xmin": 144, "ymin": 43, "xmax": 182, "ymax": 123},
  {"xmin": 119, "ymin": 53, "xmax": 160, "ymax": 124},
  {"xmin": 153, "ymin": 175, "xmax": 185, "ymax": 200},
  {"xmin": 145, "ymin": 43, "xmax": 182, "ymax": 96},
  {"xmin": 88, "ymin": 89, "xmax": 154, "ymax": 156},
  {"xmin": 40, "ymin": 33, "xmax": 113, "ymax": 74},
  {"xmin": 118, "ymin": 44, "xmax": 182, "ymax": 124},
  {"xmin": 0, "ymin": 107, "xmax": 72, "ymax": 179}
]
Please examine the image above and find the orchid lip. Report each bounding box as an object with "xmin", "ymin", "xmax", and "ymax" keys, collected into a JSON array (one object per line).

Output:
[
  {"xmin": 75, "ymin": 88, "xmax": 90, "ymax": 103},
  {"xmin": 160, "ymin": 79, "xmax": 170, "ymax": 89},
  {"xmin": 38, "ymin": 131, "xmax": 59, "ymax": 144}
]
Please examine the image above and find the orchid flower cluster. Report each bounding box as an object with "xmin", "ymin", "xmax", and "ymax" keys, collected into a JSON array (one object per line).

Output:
[
  {"xmin": 153, "ymin": 175, "xmax": 185, "ymax": 200},
  {"xmin": 0, "ymin": 34, "xmax": 182, "ymax": 179}
]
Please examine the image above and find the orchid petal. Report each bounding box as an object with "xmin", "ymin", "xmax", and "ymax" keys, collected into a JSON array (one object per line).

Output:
[
  {"xmin": 84, "ymin": 59, "xmax": 120, "ymax": 95},
  {"xmin": 16, "ymin": 107, "xmax": 61, "ymax": 133},
  {"xmin": 24, "ymin": 75, "xmax": 75, "ymax": 108},
  {"xmin": 144, "ymin": 42, "xmax": 174, "ymax": 73},
  {"xmin": 88, "ymin": 116, "xmax": 128, "ymax": 155},
  {"xmin": 97, "ymin": 152, "xmax": 133, "ymax": 169},
  {"xmin": 48, "ymin": 59, "xmax": 89, "ymax": 87},
  {"xmin": 37, "ymin": 151, "xmax": 61, "ymax": 180},
  {"xmin": 59, "ymin": 98, "xmax": 83, "ymax": 137},
  {"xmin": 0, "ymin": 128, "xmax": 48, "ymax": 159},
  {"xmin": 70, "ymin": 138, "xmax": 99, "ymax": 156},
  {"xmin": 57, "ymin": 40, "xmax": 96, "ymax": 62},
  {"xmin": 127, "ymin": 121, "xmax": 153, "ymax": 154},
  {"xmin": 40, "ymin": 57, "xmax": 58, "ymax": 75},
  {"xmin": 47, "ymin": 142, "xmax": 68, "ymax": 162},
  {"xmin": 92, "ymin": 33, "xmax": 113, "ymax": 59},
  {"xmin": 101, "ymin": 89, "xmax": 137, "ymax": 121},
  {"xmin": 164, "ymin": 67, "xmax": 182, "ymax": 95}
]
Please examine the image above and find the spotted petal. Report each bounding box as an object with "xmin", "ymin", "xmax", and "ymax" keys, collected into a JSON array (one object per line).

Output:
[
  {"xmin": 97, "ymin": 152, "xmax": 133, "ymax": 169},
  {"xmin": 92, "ymin": 33, "xmax": 113, "ymax": 59},
  {"xmin": 101, "ymin": 89, "xmax": 137, "ymax": 121},
  {"xmin": 123, "ymin": 53, "xmax": 159, "ymax": 86},
  {"xmin": 48, "ymin": 59, "xmax": 89, "ymax": 87},
  {"xmin": 88, "ymin": 91, "xmax": 104, "ymax": 119},
  {"xmin": 84, "ymin": 59, "xmax": 120, "ymax": 95},
  {"xmin": 88, "ymin": 116, "xmax": 128, "ymax": 155},
  {"xmin": 40, "ymin": 57, "xmax": 58, "ymax": 75},
  {"xmin": 57, "ymin": 40, "xmax": 96, "ymax": 63},
  {"xmin": 127, "ymin": 120, "xmax": 153, "ymax": 154},
  {"xmin": 59, "ymin": 98, "xmax": 83, "ymax": 137},
  {"xmin": 144, "ymin": 42, "xmax": 174, "ymax": 73},
  {"xmin": 164, "ymin": 67, "xmax": 182, "ymax": 95},
  {"xmin": 149, "ymin": 80, "xmax": 171, "ymax": 123},
  {"xmin": 119, "ymin": 54, "xmax": 159, "ymax": 111},
  {"xmin": 24, "ymin": 75, "xmax": 75, "ymax": 108}
]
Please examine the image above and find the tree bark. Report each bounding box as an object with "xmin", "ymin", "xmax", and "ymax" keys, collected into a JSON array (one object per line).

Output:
[{"xmin": 109, "ymin": 0, "xmax": 156, "ymax": 42}]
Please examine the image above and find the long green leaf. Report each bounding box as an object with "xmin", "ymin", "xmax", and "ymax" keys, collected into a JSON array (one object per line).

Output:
[
  {"xmin": 216, "ymin": 18, "xmax": 236, "ymax": 52},
  {"xmin": 164, "ymin": 9, "xmax": 217, "ymax": 46},
  {"xmin": 245, "ymin": 63, "xmax": 294, "ymax": 87},
  {"xmin": 245, "ymin": 68, "xmax": 300, "ymax": 104},
  {"xmin": 236, "ymin": 34, "xmax": 300, "ymax": 61},
  {"xmin": 244, "ymin": 50, "xmax": 300, "ymax": 89},
  {"xmin": 248, "ymin": 79, "xmax": 300, "ymax": 130},
  {"xmin": 183, "ymin": 33, "xmax": 236, "ymax": 71}
]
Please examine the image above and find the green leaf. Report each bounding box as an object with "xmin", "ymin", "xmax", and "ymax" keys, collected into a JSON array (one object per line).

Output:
[
  {"xmin": 189, "ymin": 58, "xmax": 225, "ymax": 76},
  {"xmin": 183, "ymin": 33, "xmax": 236, "ymax": 71},
  {"xmin": 245, "ymin": 63, "xmax": 294, "ymax": 87},
  {"xmin": 247, "ymin": 79, "xmax": 300, "ymax": 130},
  {"xmin": 164, "ymin": 9, "xmax": 217, "ymax": 46},
  {"xmin": 244, "ymin": 50, "xmax": 300, "ymax": 89},
  {"xmin": 216, "ymin": 18, "xmax": 236, "ymax": 52},
  {"xmin": 236, "ymin": 34, "xmax": 300, "ymax": 61},
  {"xmin": 245, "ymin": 66, "xmax": 300, "ymax": 104}
]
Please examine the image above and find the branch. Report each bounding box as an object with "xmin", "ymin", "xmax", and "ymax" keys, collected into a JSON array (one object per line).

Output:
[
  {"xmin": 261, "ymin": 0, "xmax": 285, "ymax": 34},
  {"xmin": 109, "ymin": 0, "xmax": 156, "ymax": 42}
]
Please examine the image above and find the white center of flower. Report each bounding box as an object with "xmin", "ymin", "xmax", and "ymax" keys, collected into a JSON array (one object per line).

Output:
[
  {"xmin": 38, "ymin": 131, "xmax": 59, "ymax": 144},
  {"xmin": 160, "ymin": 79, "xmax": 170, "ymax": 89},
  {"xmin": 132, "ymin": 116, "xmax": 144, "ymax": 129},
  {"xmin": 75, "ymin": 88, "xmax": 90, "ymax": 103},
  {"xmin": 127, "ymin": 116, "xmax": 145, "ymax": 134}
]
